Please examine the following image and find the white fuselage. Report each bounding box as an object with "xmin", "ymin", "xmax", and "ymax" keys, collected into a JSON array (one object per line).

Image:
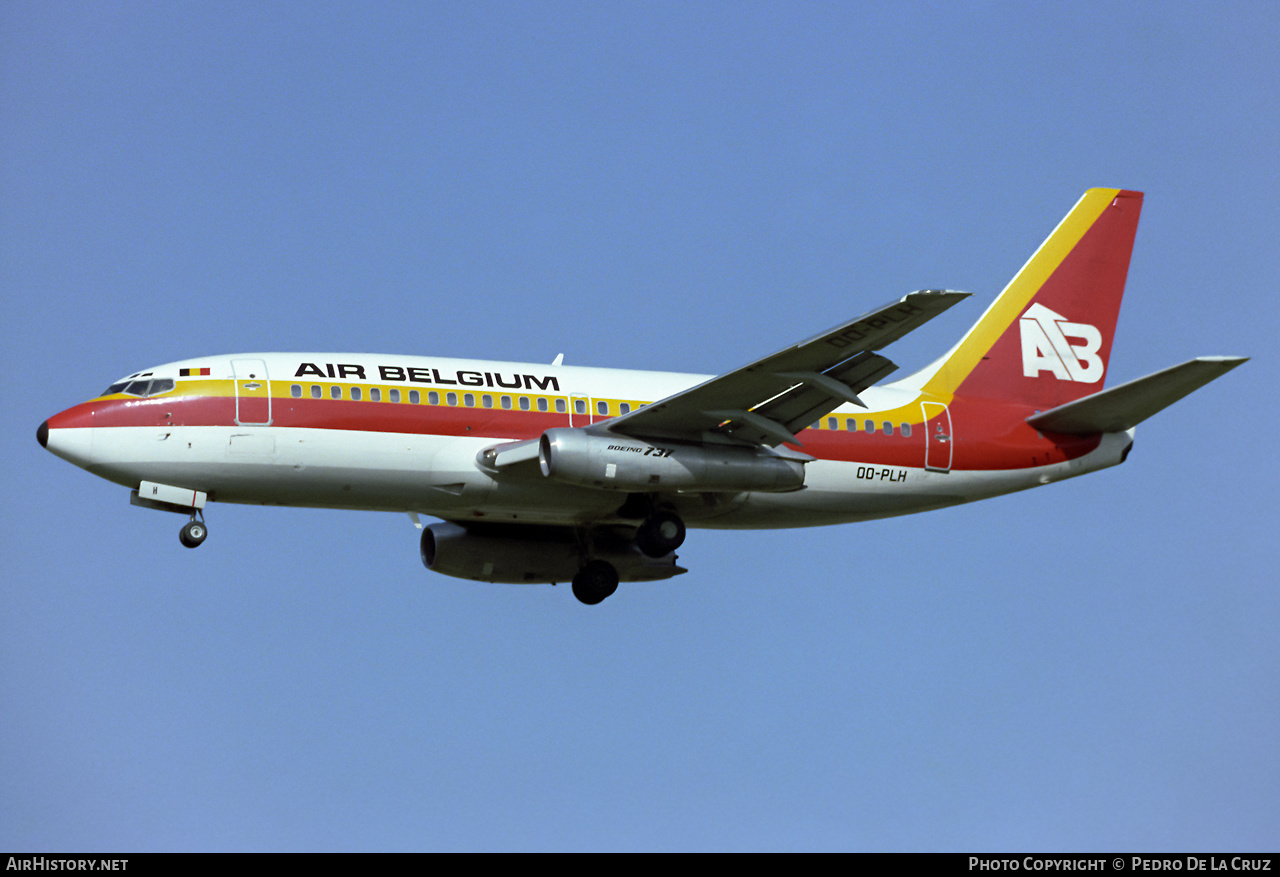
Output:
[{"xmin": 45, "ymin": 353, "xmax": 1134, "ymax": 531}]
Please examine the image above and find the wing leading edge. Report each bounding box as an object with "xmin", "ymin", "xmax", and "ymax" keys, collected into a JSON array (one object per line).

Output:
[{"xmin": 602, "ymin": 290, "xmax": 969, "ymax": 446}]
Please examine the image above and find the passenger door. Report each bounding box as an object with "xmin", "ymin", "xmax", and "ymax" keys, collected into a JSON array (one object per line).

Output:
[
  {"xmin": 232, "ymin": 359, "xmax": 272, "ymax": 425},
  {"xmin": 921, "ymin": 401, "xmax": 952, "ymax": 473}
]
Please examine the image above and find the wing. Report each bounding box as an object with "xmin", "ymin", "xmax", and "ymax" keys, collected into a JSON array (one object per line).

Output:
[{"xmin": 602, "ymin": 289, "xmax": 969, "ymax": 447}]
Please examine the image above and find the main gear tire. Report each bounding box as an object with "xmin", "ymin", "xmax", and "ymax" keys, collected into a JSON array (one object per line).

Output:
[
  {"xmin": 572, "ymin": 560, "xmax": 619, "ymax": 605},
  {"xmin": 635, "ymin": 511, "xmax": 685, "ymax": 558}
]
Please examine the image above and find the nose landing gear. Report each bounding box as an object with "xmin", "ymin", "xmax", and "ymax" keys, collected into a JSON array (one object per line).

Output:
[{"xmin": 179, "ymin": 513, "xmax": 207, "ymax": 549}]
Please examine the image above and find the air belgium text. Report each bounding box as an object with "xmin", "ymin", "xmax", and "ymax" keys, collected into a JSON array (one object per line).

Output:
[{"xmin": 294, "ymin": 362, "xmax": 560, "ymax": 392}]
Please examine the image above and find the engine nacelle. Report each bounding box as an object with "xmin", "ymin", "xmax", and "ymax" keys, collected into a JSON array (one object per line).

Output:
[
  {"xmin": 420, "ymin": 522, "xmax": 683, "ymax": 584},
  {"xmin": 538, "ymin": 428, "xmax": 807, "ymax": 492}
]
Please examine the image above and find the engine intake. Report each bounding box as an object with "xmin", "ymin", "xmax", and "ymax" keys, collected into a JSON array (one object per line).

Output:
[{"xmin": 538, "ymin": 428, "xmax": 807, "ymax": 492}]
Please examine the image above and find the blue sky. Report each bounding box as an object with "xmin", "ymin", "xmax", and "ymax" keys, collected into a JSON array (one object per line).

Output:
[{"xmin": 3, "ymin": 1, "xmax": 1277, "ymax": 851}]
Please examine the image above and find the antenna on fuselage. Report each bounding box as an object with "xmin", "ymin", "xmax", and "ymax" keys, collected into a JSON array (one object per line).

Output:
[{"xmin": 552, "ymin": 353, "xmax": 564, "ymax": 366}]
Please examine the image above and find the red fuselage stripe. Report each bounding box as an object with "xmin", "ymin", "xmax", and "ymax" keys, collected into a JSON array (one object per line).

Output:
[{"xmin": 47, "ymin": 391, "xmax": 1101, "ymax": 471}]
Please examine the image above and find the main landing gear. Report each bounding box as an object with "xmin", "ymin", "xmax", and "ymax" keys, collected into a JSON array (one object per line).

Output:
[
  {"xmin": 570, "ymin": 510, "xmax": 687, "ymax": 605},
  {"xmin": 572, "ymin": 560, "xmax": 619, "ymax": 606},
  {"xmin": 635, "ymin": 510, "xmax": 686, "ymax": 558},
  {"xmin": 179, "ymin": 512, "xmax": 207, "ymax": 549}
]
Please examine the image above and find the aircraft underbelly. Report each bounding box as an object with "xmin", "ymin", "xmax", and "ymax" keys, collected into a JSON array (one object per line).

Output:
[
  {"xmin": 85, "ymin": 425, "xmax": 464, "ymax": 510},
  {"xmin": 705, "ymin": 461, "xmax": 968, "ymax": 528},
  {"xmin": 84, "ymin": 426, "xmax": 628, "ymax": 520},
  {"xmin": 79, "ymin": 425, "xmax": 1131, "ymax": 526},
  {"xmin": 697, "ymin": 438, "xmax": 1130, "ymax": 529}
]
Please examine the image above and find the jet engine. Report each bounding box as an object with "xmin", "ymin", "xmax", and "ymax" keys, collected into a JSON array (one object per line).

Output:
[
  {"xmin": 420, "ymin": 521, "xmax": 684, "ymax": 584},
  {"xmin": 538, "ymin": 428, "xmax": 808, "ymax": 493}
]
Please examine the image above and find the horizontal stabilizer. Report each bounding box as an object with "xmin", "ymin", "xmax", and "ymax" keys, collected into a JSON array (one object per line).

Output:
[{"xmin": 1027, "ymin": 356, "xmax": 1247, "ymax": 435}]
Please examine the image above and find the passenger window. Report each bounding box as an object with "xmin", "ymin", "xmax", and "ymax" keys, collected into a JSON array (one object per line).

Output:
[
  {"xmin": 575, "ymin": 399, "xmax": 586, "ymax": 415},
  {"xmin": 827, "ymin": 417, "xmax": 838, "ymax": 430},
  {"xmin": 556, "ymin": 398, "xmax": 567, "ymax": 413},
  {"xmin": 811, "ymin": 422, "xmax": 819, "ymax": 431},
  {"xmin": 537, "ymin": 397, "xmax": 548, "ymax": 412},
  {"xmin": 331, "ymin": 386, "xmax": 342, "ymax": 400},
  {"xmin": 501, "ymin": 396, "xmax": 512, "ymax": 409},
  {"xmin": 901, "ymin": 423, "xmax": 911, "ymax": 437},
  {"xmin": 620, "ymin": 402, "xmax": 631, "ymax": 415},
  {"xmin": 389, "ymin": 389, "xmax": 401, "ymax": 403},
  {"xmin": 370, "ymin": 388, "xmax": 381, "ymax": 402},
  {"xmin": 846, "ymin": 418, "xmax": 856, "ymax": 431},
  {"xmin": 351, "ymin": 387, "xmax": 362, "ymax": 401},
  {"xmin": 311, "ymin": 385, "xmax": 322, "ymax": 399},
  {"xmin": 482, "ymin": 394, "xmax": 493, "ymax": 408},
  {"xmin": 428, "ymin": 391, "xmax": 439, "ymax": 405},
  {"xmin": 864, "ymin": 420, "xmax": 875, "ymax": 433},
  {"xmin": 597, "ymin": 400, "xmax": 609, "ymax": 416},
  {"xmin": 291, "ymin": 385, "xmax": 302, "ymax": 398},
  {"xmin": 464, "ymin": 393, "xmax": 475, "ymax": 407},
  {"xmin": 883, "ymin": 422, "xmax": 893, "ymax": 435},
  {"xmin": 446, "ymin": 392, "xmax": 457, "ymax": 406},
  {"xmin": 408, "ymin": 390, "xmax": 419, "ymax": 404}
]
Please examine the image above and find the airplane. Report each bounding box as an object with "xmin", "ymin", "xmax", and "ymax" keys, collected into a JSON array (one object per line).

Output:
[{"xmin": 37, "ymin": 188, "xmax": 1246, "ymax": 604}]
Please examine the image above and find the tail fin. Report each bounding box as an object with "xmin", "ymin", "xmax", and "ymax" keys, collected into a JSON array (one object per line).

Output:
[{"xmin": 920, "ymin": 188, "xmax": 1143, "ymax": 410}]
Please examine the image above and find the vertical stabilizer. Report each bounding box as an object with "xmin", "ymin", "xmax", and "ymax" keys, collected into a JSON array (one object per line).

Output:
[{"xmin": 921, "ymin": 188, "xmax": 1143, "ymax": 410}]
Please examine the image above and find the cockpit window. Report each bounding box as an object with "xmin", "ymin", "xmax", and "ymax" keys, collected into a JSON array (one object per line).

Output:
[{"xmin": 104, "ymin": 378, "xmax": 175, "ymax": 398}]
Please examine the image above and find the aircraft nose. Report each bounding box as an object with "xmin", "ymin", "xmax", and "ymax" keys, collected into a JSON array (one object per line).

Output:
[{"xmin": 39, "ymin": 409, "xmax": 97, "ymax": 469}]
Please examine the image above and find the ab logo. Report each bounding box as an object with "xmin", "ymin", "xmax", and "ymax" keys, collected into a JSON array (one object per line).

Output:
[{"xmin": 1019, "ymin": 303, "xmax": 1104, "ymax": 383}]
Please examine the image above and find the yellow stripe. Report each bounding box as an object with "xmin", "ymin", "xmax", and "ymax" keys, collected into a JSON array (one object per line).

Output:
[
  {"xmin": 97, "ymin": 379, "xmax": 655, "ymax": 415},
  {"xmin": 920, "ymin": 188, "xmax": 1120, "ymax": 399}
]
